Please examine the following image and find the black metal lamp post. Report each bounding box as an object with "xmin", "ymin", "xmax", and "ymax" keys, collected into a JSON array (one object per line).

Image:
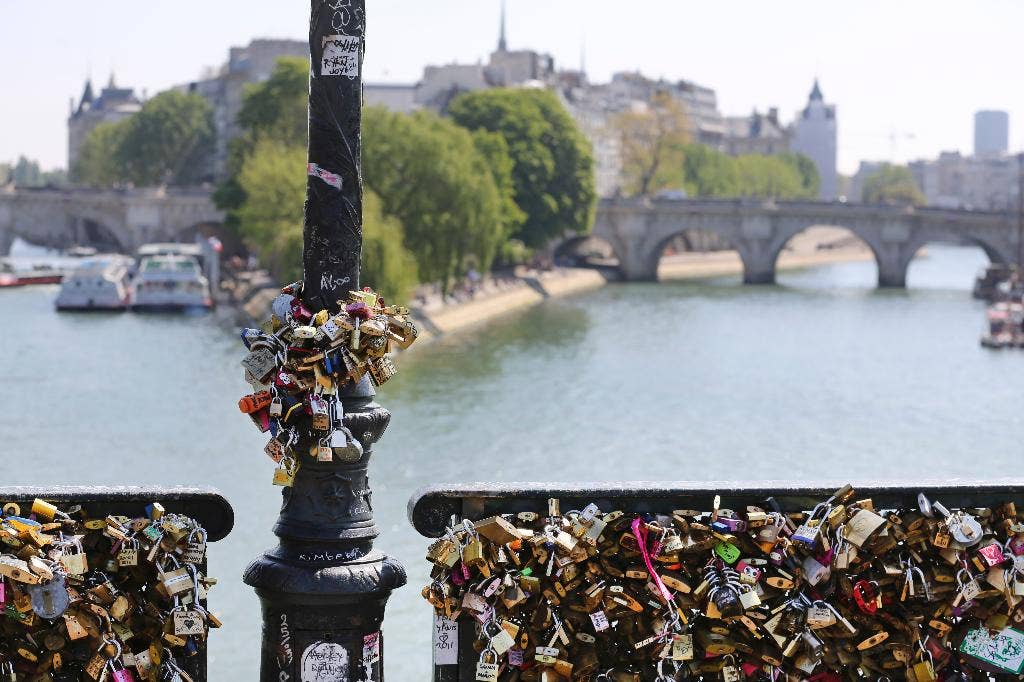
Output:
[{"xmin": 243, "ymin": 3, "xmax": 406, "ymax": 681}]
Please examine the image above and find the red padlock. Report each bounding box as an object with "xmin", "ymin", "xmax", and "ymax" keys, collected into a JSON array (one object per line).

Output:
[{"xmin": 853, "ymin": 579, "xmax": 880, "ymax": 614}]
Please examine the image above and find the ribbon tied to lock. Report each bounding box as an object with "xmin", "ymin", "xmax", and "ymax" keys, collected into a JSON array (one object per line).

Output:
[{"xmin": 631, "ymin": 517, "xmax": 675, "ymax": 605}]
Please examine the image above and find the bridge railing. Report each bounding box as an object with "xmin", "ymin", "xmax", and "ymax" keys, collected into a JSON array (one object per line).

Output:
[
  {"xmin": 0, "ymin": 485, "xmax": 233, "ymax": 681},
  {"xmin": 407, "ymin": 479, "xmax": 1024, "ymax": 682}
]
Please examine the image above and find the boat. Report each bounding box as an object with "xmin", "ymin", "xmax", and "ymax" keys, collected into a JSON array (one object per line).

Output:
[
  {"xmin": 973, "ymin": 264, "xmax": 1019, "ymax": 301},
  {"xmin": 131, "ymin": 253, "xmax": 212, "ymax": 312},
  {"xmin": 55, "ymin": 256, "xmax": 134, "ymax": 312},
  {"xmin": 980, "ymin": 302, "xmax": 1020, "ymax": 349},
  {"xmin": 0, "ymin": 259, "xmax": 65, "ymax": 287}
]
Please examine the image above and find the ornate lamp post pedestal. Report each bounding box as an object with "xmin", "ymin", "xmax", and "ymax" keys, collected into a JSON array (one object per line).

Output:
[{"xmin": 245, "ymin": 380, "xmax": 406, "ymax": 681}]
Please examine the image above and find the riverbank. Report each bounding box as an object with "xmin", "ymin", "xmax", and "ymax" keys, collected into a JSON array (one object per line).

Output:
[{"xmin": 223, "ymin": 226, "xmax": 875, "ymax": 338}]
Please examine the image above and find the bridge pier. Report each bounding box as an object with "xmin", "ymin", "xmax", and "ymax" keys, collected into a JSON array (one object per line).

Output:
[
  {"xmin": 877, "ymin": 252, "xmax": 908, "ymax": 289},
  {"xmin": 743, "ymin": 265, "xmax": 776, "ymax": 285}
]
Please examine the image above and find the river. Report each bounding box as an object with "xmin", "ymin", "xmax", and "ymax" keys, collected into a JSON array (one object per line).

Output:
[{"xmin": 0, "ymin": 244, "xmax": 1020, "ymax": 680}]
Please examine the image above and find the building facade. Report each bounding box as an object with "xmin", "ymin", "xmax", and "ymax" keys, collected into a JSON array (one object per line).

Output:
[
  {"xmin": 723, "ymin": 108, "xmax": 791, "ymax": 157},
  {"xmin": 974, "ymin": 110, "xmax": 1009, "ymax": 157},
  {"xmin": 68, "ymin": 75, "xmax": 142, "ymax": 172},
  {"xmin": 909, "ymin": 151, "xmax": 1021, "ymax": 211},
  {"xmin": 790, "ymin": 80, "xmax": 838, "ymax": 200}
]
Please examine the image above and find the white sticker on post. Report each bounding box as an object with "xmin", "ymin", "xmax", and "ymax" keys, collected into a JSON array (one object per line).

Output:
[
  {"xmin": 433, "ymin": 614, "xmax": 459, "ymax": 665},
  {"xmin": 322, "ymin": 34, "xmax": 360, "ymax": 78}
]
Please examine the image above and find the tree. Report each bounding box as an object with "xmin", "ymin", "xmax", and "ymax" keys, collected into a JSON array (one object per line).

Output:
[
  {"xmin": 362, "ymin": 191, "xmax": 419, "ymax": 303},
  {"xmin": 861, "ymin": 163, "xmax": 925, "ymax": 206},
  {"xmin": 610, "ymin": 91, "xmax": 690, "ymax": 197},
  {"xmin": 234, "ymin": 139, "xmax": 307, "ymax": 284},
  {"xmin": 779, "ymin": 152, "xmax": 820, "ymax": 198},
  {"xmin": 73, "ymin": 122, "xmax": 130, "ymax": 186},
  {"xmin": 116, "ymin": 91, "xmax": 214, "ymax": 186},
  {"xmin": 683, "ymin": 143, "xmax": 738, "ymax": 197},
  {"xmin": 363, "ymin": 107, "xmax": 518, "ymax": 293},
  {"xmin": 73, "ymin": 91, "xmax": 214, "ymax": 186},
  {"xmin": 448, "ymin": 88, "xmax": 596, "ymax": 248},
  {"xmin": 734, "ymin": 154, "xmax": 806, "ymax": 199},
  {"xmin": 5, "ymin": 156, "xmax": 66, "ymax": 188},
  {"xmin": 236, "ymin": 56, "xmax": 310, "ymax": 148},
  {"xmin": 681, "ymin": 144, "xmax": 819, "ymax": 200},
  {"xmin": 216, "ymin": 57, "xmax": 311, "ymax": 240}
]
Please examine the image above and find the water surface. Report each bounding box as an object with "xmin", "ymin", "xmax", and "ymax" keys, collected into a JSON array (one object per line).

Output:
[{"xmin": 0, "ymin": 245, "xmax": 1019, "ymax": 680}]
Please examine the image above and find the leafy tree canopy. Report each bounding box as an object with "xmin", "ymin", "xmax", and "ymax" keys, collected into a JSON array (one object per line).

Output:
[
  {"xmin": 861, "ymin": 163, "xmax": 925, "ymax": 206},
  {"xmin": 363, "ymin": 106, "xmax": 521, "ymax": 293},
  {"xmin": 610, "ymin": 91, "xmax": 690, "ymax": 197},
  {"xmin": 449, "ymin": 88, "xmax": 596, "ymax": 248},
  {"xmin": 73, "ymin": 91, "xmax": 214, "ymax": 187}
]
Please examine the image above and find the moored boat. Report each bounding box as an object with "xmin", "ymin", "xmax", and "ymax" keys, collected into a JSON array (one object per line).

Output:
[
  {"xmin": 131, "ymin": 254, "xmax": 212, "ymax": 312},
  {"xmin": 980, "ymin": 302, "xmax": 1022, "ymax": 349},
  {"xmin": 0, "ymin": 259, "xmax": 65, "ymax": 287},
  {"xmin": 55, "ymin": 255, "xmax": 134, "ymax": 312}
]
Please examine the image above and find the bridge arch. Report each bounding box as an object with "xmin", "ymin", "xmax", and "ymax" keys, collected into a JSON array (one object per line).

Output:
[
  {"xmin": 764, "ymin": 223, "xmax": 884, "ymax": 287},
  {"xmin": 650, "ymin": 227, "xmax": 752, "ymax": 282}
]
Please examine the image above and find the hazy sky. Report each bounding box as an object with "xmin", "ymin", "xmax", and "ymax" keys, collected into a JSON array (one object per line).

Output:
[{"xmin": 2, "ymin": 0, "xmax": 1022, "ymax": 174}]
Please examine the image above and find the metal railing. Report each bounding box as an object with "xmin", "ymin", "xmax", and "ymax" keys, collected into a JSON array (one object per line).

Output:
[
  {"xmin": 408, "ymin": 479, "xmax": 1024, "ymax": 681},
  {"xmin": 0, "ymin": 485, "xmax": 233, "ymax": 681}
]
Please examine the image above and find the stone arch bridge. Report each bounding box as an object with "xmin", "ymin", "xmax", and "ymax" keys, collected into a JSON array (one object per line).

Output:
[
  {"xmin": 587, "ymin": 198, "xmax": 1022, "ymax": 287},
  {"xmin": 0, "ymin": 187, "xmax": 224, "ymax": 255}
]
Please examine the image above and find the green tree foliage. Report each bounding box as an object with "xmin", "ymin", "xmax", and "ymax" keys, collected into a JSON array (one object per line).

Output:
[
  {"xmin": 361, "ymin": 191, "xmax": 419, "ymax": 303},
  {"xmin": 3, "ymin": 157, "xmax": 66, "ymax": 187},
  {"xmin": 73, "ymin": 92, "xmax": 213, "ymax": 186},
  {"xmin": 861, "ymin": 163, "xmax": 925, "ymax": 206},
  {"xmin": 234, "ymin": 139, "xmax": 307, "ymax": 284},
  {"xmin": 448, "ymin": 88, "xmax": 596, "ymax": 248},
  {"xmin": 683, "ymin": 143, "xmax": 739, "ymax": 197},
  {"xmin": 363, "ymin": 106, "xmax": 520, "ymax": 293},
  {"xmin": 73, "ymin": 123, "xmax": 130, "ymax": 186},
  {"xmin": 610, "ymin": 92, "xmax": 690, "ymax": 197},
  {"xmin": 779, "ymin": 152, "xmax": 821, "ymax": 198},
  {"xmin": 681, "ymin": 144, "xmax": 819, "ymax": 200},
  {"xmin": 116, "ymin": 91, "xmax": 214, "ymax": 185},
  {"xmin": 218, "ymin": 59, "xmax": 420, "ymax": 299},
  {"xmin": 734, "ymin": 155, "xmax": 807, "ymax": 199},
  {"xmin": 236, "ymin": 56, "xmax": 310, "ymax": 148}
]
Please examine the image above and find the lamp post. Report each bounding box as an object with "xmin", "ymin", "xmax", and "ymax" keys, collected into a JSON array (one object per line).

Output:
[{"xmin": 243, "ymin": 3, "xmax": 406, "ymax": 681}]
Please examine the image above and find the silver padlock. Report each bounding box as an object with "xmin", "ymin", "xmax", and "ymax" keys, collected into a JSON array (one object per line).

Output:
[
  {"xmin": 27, "ymin": 573, "xmax": 70, "ymax": 619},
  {"xmin": 331, "ymin": 426, "xmax": 364, "ymax": 463}
]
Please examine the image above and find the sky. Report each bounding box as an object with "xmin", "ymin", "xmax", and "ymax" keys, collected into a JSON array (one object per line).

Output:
[{"xmin": 1, "ymin": 0, "xmax": 1023, "ymax": 175}]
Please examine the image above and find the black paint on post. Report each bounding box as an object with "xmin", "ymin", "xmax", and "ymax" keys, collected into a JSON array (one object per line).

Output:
[
  {"xmin": 303, "ymin": 0, "xmax": 366, "ymax": 312},
  {"xmin": 246, "ymin": 4, "xmax": 407, "ymax": 682}
]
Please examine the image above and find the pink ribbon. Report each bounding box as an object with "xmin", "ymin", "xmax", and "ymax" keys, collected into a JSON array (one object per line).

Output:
[{"xmin": 632, "ymin": 517, "xmax": 674, "ymax": 605}]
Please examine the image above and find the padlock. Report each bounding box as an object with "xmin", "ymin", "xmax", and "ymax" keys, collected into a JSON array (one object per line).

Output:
[
  {"xmin": 793, "ymin": 503, "xmax": 831, "ymax": 547},
  {"xmin": 475, "ymin": 646, "xmax": 500, "ymax": 682},
  {"xmin": 27, "ymin": 575, "xmax": 69, "ymax": 619},
  {"xmin": 182, "ymin": 528, "xmax": 207, "ymax": 565},
  {"xmin": 57, "ymin": 538, "xmax": 88, "ymax": 575}
]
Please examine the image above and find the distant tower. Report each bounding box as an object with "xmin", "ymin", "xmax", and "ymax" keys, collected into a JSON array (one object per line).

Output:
[
  {"xmin": 974, "ymin": 110, "xmax": 1009, "ymax": 156},
  {"xmin": 498, "ymin": 0, "xmax": 508, "ymax": 52},
  {"xmin": 791, "ymin": 79, "xmax": 838, "ymax": 200}
]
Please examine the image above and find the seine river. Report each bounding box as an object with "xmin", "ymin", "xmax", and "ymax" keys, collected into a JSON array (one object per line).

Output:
[{"xmin": 1, "ymin": 244, "xmax": 1020, "ymax": 680}]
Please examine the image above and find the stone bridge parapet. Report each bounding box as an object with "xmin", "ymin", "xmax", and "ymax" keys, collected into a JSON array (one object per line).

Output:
[
  {"xmin": 0, "ymin": 186, "xmax": 224, "ymax": 255},
  {"xmin": 589, "ymin": 198, "xmax": 1021, "ymax": 287}
]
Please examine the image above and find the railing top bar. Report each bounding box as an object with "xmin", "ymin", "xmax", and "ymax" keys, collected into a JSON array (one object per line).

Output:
[
  {"xmin": 408, "ymin": 480, "xmax": 1024, "ymax": 538},
  {"xmin": 0, "ymin": 485, "xmax": 234, "ymax": 542}
]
